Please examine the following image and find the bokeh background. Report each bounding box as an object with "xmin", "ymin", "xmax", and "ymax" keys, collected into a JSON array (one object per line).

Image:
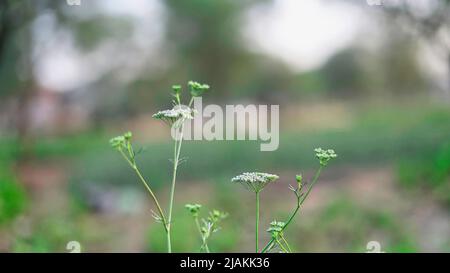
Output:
[{"xmin": 0, "ymin": 0, "xmax": 449, "ymax": 253}]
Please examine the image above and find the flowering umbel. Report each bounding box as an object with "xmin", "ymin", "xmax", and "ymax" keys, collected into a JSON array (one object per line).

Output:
[
  {"xmin": 152, "ymin": 106, "xmax": 195, "ymax": 127},
  {"xmin": 231, "ymin": 172, "xmax": 279, "ymax": 193},
  {"xmin": 315, "ymin": 148, "xmax": 337, "ymax": 166}
]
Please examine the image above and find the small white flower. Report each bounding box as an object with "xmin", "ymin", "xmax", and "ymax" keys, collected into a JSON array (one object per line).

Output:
[
  {"xmin": 231, "ymin": 172, "xmax": 279, "ymax": 193},
  {"xmin": 152, "ymin": 106, "xmax": 195, "ymax": 126},
  {"xmin": 314, "ymin": 148, "xmax": 337, "ymax": 166}
]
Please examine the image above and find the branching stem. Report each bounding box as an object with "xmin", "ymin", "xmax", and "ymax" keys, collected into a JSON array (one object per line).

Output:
[
  {"xmin": 119, "ymin": 150, "xmax": 168, "ymax": 233},
  {"xmin": 260, "ymin": 166, "xmax": 323, "ymax": 253}
]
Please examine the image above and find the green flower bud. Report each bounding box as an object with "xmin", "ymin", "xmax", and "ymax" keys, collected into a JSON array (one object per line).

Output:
[
  {"xmin": 172, "ymin": 85, "xmax": 182, "ymax": 95},
  {"xmin": 185, "ymin": 203, "xmax": 202, "ymax": 217},
  {"xmin": 295, "ymin": 174, "xmax": 302, "ymax": 184},
  {"xmin": 188, "ymin": 81, "xmax": 210, "ymax": 97},
  {"xmin": 124, "ymin": 131, "xmax": 132, "ymax": 141}
]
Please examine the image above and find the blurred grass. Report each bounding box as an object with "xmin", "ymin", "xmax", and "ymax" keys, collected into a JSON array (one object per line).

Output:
[
  {"xmin": 12, "ymin": 217, "xmax": 84, "ymax": 252},
  {"xmin": 397, "ymin": 141, "xmax": 450, "ymax": 207},
  {"xmin": 0, "ymin": 132, "xmax": 106, "ymax": 163},
  {"xmin": 1, "ymin": 103, "xmax": 449, "ymax": 252},
  {"xmin": 71, "ymin": 103, "xmax": 450, "ymax": 191},
  {"xmin": 147, "ymin": 207, "xmax": 239, "ymax": 253},
  {"xmin": 291, "ymin": 198, "xmax": 418, "ymax": 252},
  {"xmin": 0, "ymin": 166, "xmax": 27, "ymax": 225},
  {"xmin": 147, "ymin": 194, "xmax": 419, "ymax": 252}
]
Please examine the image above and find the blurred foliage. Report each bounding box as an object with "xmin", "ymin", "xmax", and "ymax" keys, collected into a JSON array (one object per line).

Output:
[
  {"xmin": 0, "ymin": 132, "xmax": 106, "ymax": 162},
  {"xmin": 72, "ymin": 16, "xmax": 134, "ymax": 51},
  {"xmin": 397, "ymin": 142, "xmax": 450, "ymax": 207},
  {"xmin": 0, "ymin": 166, "xmax": 27, "ymax": 225},
  {"xmin": 147, "ymin": 194, "xmax": 419, "ymax": 252},
  {"xmin": 147, "ymin": 207, "xmax": 239, "ymax": 253},
  {"xmin": 292, "ymin": 70, "xmax": 328, "ymax": 98},
  {"xmin": 0, "ymin": 0, "xmax": 449, "ymax": 253},
  {"xmin": 12, "ymin": 217, "xmax": 83, "ymax": 253},
  {"xmin": 0, "ymin": 0, "xmax": 438, "ymax": 126},
  {"xmin": 321, "ymin": 48, "xmax": 369, "ymax": 97},
  {"xmin": 71, "ymin": 103, "xmax": 450, "ymax": 194},
  {"xmin": 292, "ymin": 198, "xmax": 417, "ymax": 252},
  {"xmin": 163, "ymin": 0, "xmax": 261, "ymax": 97}
]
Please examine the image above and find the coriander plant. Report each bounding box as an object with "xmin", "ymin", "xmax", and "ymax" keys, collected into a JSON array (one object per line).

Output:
[
  {"xmin": 110, "ymin": 81, "xmax": 337, "ymax": 253},
  {"xmin": 231, "ymin": 148, "xmax": 337, "ymax": 253},
  {"xmin": 110, "ymin": 81, "xmax": 209, "ymax": 253}
]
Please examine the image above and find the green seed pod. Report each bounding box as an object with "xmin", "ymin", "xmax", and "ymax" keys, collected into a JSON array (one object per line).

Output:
[{"xmin": 295, "ymin": 174, "xmax": 303, "ymax": 188}]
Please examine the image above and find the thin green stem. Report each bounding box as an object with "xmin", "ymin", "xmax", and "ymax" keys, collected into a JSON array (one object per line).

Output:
[
  {"xmin": 281, "ymin": 235, "xmax": 292, "ymax": 253},
  {"xmin": 119, "ymin": 150, "xmax": 168, "ymax": 233},
  {"xmin": 260, "ymin": 166, "xmax": 323, "ymax": 253},
  {"xmin": 194, "ymin": 218, "xmax": 209, "ymax": 253},
  {"xmin": 194, "ymin": 217, "xmax": 202, "ymax": 235},
  {"xmin": 275, "ymin": 238, "xmax": 289, "ymax": 253},
  {"xmin": 299, "ymin": 166, "xmax": 322, "ymax": 207},
  {"xmin": 204, "ymin": 243, "xmax": 210, "ymax": 253},
  {"xmin": 134, "ymin": 167, "xmax": 168, "ymax": 232},
  {"xmin": 265, "ymin": 241, "xmax": 276, "ymax": 253},
  {"xmin": 166, "ymin": 98, "xmax": 193, "ymax": 252},
  {"xmin": 255, "ymin": 192, "xmax": 260, "ymax": 253},
  {"xmin": 167, "ymin": 124, "xmax": 185, "ymax": 253}
]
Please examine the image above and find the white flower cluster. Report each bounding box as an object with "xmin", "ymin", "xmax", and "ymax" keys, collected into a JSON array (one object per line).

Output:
[
  {"xmin": 314, "ymin": 148, "xmax": 337, "ymax": 166},
  {"xmin": 152, "ymin": 107, "xmax": 195, "ymax": 125},
  {"xmin": 231, "ymin": 172, "xmax": 279, "ymax": 193}
]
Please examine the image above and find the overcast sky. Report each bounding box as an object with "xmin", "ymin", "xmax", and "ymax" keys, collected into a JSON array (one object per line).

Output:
[{"xmin": 243, "ymin": 0, "xmax": 368, "ymax": 71}]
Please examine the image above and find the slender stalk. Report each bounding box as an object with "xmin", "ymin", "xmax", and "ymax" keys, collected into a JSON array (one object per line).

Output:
[
  {"xmin": 299, "ymin": 166, "xmax": 322, "ymax": 207},
  {"xmin": 166, "ymin": 96, "xmax": 194, "ymax": 252},
  {"xmin": 194, "ymin": 218, "xmax": 210, "ymax": 253},
  {"xmin": 134, "ymin": 167, "xmax": 168, "ymax": 232},
  {"xmin": 167, "ymin": 124, "xmax": 185, "ymax": 253},
  {"xmin": 260, "ymin": 166, "xmax": 323, "ymax": 253},
  {"xmin": 119, "ymin": 150, "xmax": 168, "ymax": 233},
  {"xmin": 281, "ymin": 235, "xmax": 292, "ymax": 253},
  {"xmin": 275, "ymin": 238, "xmax": 289, "ymax": 253},
  {"xmin": 195, "ymin": 218, "xmax": 202, "ymax": 236},
  {"xmin": 203, "ymin": 242, "xmax": 210, "ymax": 253},
  {"xmin": 255, "ymin": 192, "xmax": 260, "ymax": 253}
]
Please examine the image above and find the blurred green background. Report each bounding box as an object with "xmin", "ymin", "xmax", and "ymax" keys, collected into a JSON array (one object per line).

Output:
[{"xmin": 0, "ymin": 0, "xmax": 449, "ymax": 252}]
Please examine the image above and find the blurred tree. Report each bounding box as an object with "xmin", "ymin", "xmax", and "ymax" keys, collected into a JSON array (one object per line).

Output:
[
  {"xmin": 380, "ymin": 33, "xmax": 426, "ymax": 95},
  {"xmin": 0, "ymin": 0, "xmax": 136, "ymax": 137},
  {"xmin": 160, "ymin": 0, "xmax": 292, "ymax": 102},
  {"xmin": 382, "ymin": 0, "xmax": 450, "ymax": 100},
  {"xmin": 0, "ymin": 0, "xmax": 44, "ymax": 158},
  {"xmin": 320, "ymin": 48, "xmax": 368, "ymax": 97},
  {"xmin": 322, "ymin": 44, "xmax": 426, "ymax": 98},
  {"xmin": 340, "ymin": 0, "xmax": 449, "ymax": 99},
  {"xmin": 291, "ymin": 70, "xmax": 328, "ymax": 99}
]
